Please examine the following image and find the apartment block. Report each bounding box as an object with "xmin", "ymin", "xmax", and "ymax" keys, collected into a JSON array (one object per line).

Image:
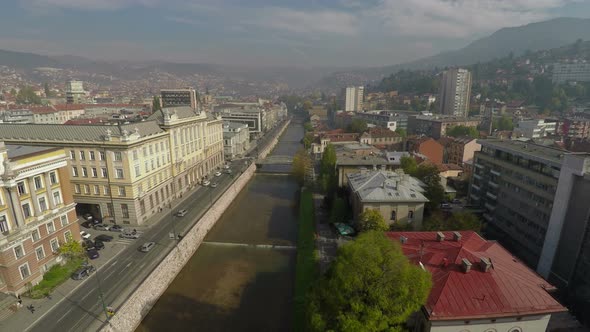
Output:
[
  {"xmin": 439, "ymin": 68, "xmax": 472, "ymax": 117},
  {"xmin": 0, "ymin": 143, "xmax": 80, "ymax": 295},
  {"xmin": 407, "ymin": 115, "xmax": 480, "ymax": 139},
  {"xmin": 559, "ymin": 117, "xmax": 590, "ymax": 139},
  {"xmin": 552, "ymin": 62, "xmax": 590, "ymax": 84},
  {"xmin": 514, "ymin": 119, "xmax": 557, "ymax": 139},
  {"xmin": 160, "ymin": 88, "xmax": 198, "ymax": 110},
  {"xmin": 344, "ymin": 86, "xmax": 364, "ymax": 112},
  {"xmin": 65, "ymin": 80, "xmax": 85, "ymax": 104}
]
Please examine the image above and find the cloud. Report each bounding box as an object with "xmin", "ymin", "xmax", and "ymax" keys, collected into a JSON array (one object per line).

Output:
[
  {"xmin": 21, "ymin": 0, "xmax": 159, "ymax": 11},
  {"xmin": 165, "ymin": 16, "xmax": 204, "ymax": 26},
  {"xmin": 369, "ymin": 0, "xmax": 577, "ymax": 38},
  {"xmin": 247, "ymin": 7, "xmax": 359, "ymax": 36}
]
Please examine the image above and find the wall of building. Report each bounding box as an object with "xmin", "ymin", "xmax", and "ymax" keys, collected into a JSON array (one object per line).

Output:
[{"xmin": 423, "ymin": 313, "xmax": 551, "ymax": 332}]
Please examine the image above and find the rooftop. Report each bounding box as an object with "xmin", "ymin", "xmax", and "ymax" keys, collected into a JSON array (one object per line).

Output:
[
  {"xmin": 386, "ymin": 231, "xmax": 566, "ymax": 321},
  {"xmin": 478, "ymin": 139, "xmax": 566, "ymax": 168},
  {"xmin": 6, "ymin": 145, "xmax": 60, "ymax": 159},
  {"xmin": 347, "ymin": 170, "xmax": 427, "ymax": 203},
  {"xmin": 147, "ymin": 106, "xmax": 202, "ymax": 123}
]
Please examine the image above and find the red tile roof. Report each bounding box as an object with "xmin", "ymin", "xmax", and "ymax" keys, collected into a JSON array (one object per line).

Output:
[{"xmin": 386, "ymin": 231, "xmax": 565, "ymax": 321}]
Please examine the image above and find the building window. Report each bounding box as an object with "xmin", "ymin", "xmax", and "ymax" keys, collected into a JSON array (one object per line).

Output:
[
  {"xmin": 60, "ymin": 215, "xmax": 68, "ymax": 227},
  {"xmin": 140, "ymin": 200, "xmax": 146, "ymax": 215},
  {"xmin": 14, "ymin": 245, "xmax": 25, "ymax": 259},
  {"xmin": 17, "ymin": 181, "xmax": 27, "ymax": 195},
  {"xmin": 94, "ymin": 185, "xmax": 100, "ymax": 195},
  {"xmin": 50, "ymin": 171, "xmax": 58, "ymax": 185},
  {"xmin": 135, "ymin": 165, "xmax": 140, "ymax": 177},
  {"xmin": 64, "ymin": 230, "xmax": 72, "ymax": 242},
  {"xmin": 91, "ymin": 168, "xmax": 98, "ymax": 177},
  {"xmin": 81, "ymin": 167, "xmax": 88, "ymax": 177},
  {"xmin": 72, "ymin": 166, "xmax": 78, "ymax": 177},
  {"xmin": 408, "ymin": 210, "xmax": 414, "ymax": 219},
  {"xmin": 39, "ymin": 197, "xmax": 47, "ymax": 212},
  {"xmin": 101, "ymin": 168, "xmax": 108, "ymax": 178},
  {"xmin": 22, "ymin": 203, "xmax": 32, "ymax": 218},
  {"xmin": 390, "ymin": 211, "xmax": 396, "ymax": 221},
  {"xmin": 53, "ymin": 191, "xmax": 62, "ymax": 205},
  {"xmin": 121, "ymin": 204, "xmax": 129, "ymax": 218},
  {"xmin": 70, "ymin": 150, "xmax": 76, "ymax": 160},
  {"xmin": 75, "ymin": 184, "xmax": 81, "ymax": 194},
  {"xmin": 114, "ymin": 151, "xmax": 122, "ymax": 161},
  {"xmin": 50, "ymin": 238, "xmax": 59, "ymax": 252},
  {"xmin": 116, "ymin": 168, "xmax": 124, "ymax": 179},
  {"xmin": 46, "ymin": 221, "xmax": 55, "ymax": 234},
  {"xmin": 104, "ymin": 186, "xmax": 110, "ymax": 195},
  {"xmin": 99, "ymin": 151, "xmax": 106, "ymax": 160},
  {"xmin": 106, "ymin": 203, "xmax": 114, "ymax": 217},
  {"xmin": 133, "ymin": 150, "xmax": 138, "ymax": 161},
  {"xmin": 118, "ymin": 186, "xmax": 126, "ymax": 197},
  {"xmin": 34, "ymin": 176, "xmax": 43, "ymax": 190},
  {"xmin": 36, "ymin": 246, "xmax": 45, "ymax": 261},
  {"xmin": 89, "ymin": 151, "xmax": 95, "ymax": 160},
  {"xmin": 84, "ymin": 185, "xmax": 90, "ymax": 194},
  {"xmin": 79, "ymin": 151, "xmax": 85, "ymax": 160},
  {"xmin": 31, "ymin": 228, "xmax": 40, "ymax": 241},
  {"xmin": 19, "ymin": 263, "xmax": 31, "ymax": 280}
]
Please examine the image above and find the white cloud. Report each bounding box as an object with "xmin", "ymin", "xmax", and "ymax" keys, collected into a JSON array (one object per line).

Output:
[
  {"xmin": 369, "ymin": 0, "xmax": 576, "ymax": 38},
  {"xmin": 247, "ymin": 7, "xmax": 359, "ymax": 36},
  {"xmin": 21, "ymin": 0, "xmax": 159, "ymax": 11}
]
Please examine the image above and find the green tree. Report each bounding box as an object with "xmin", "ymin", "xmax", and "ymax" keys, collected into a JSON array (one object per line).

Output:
[
  {"xmin": 303, "ymin": 122, "xmax": 314, "ymax": 132},
  {"xmin": 446, "ymin": 125, "xmax": 478, "ymax": 138},
  {"xmin": 329, "ymin": 197, "xmax": 349, "ymax": 224},
  {"xmin": 493, "ymin": 115, "xmax": 514, "ymax": 131},
  {"xmin": 357, "ymin": 209, "xmax": 388, "ymax": 232},
  {"xmin": 423, "ymin": 211, "xmax": 481, "ymax": 232},
  {"xmin": 302, "ymin": 132, "xmax": 314, "ymax": 149},
  {"xmin": 58, "ymin": 238, "xmax": 84, "ymax": 259},
  {"xmin": 303, "ymin": 100, "xmax": 313, "ymax": 111},
  {"xmin": 414, "ymin": 163, "xmax": 445, "ymax": 212},
  {"xmin": 16, "ymin": 86, "xmax": 42, "ymax": 104},
  {"xmin": 9, "ymin": 88, "xmax": 16, "ymax": 96},
  {"xmin": 292, "ymin": 148, "xmax": 312, "ymax": 185},
  {"xmin": 348, "ymin": 119, "xmax": 367, "ymax": 134},
  {"xmin": 394, "ymin": 128, "xmax": 407, "ymax": 138},
  {"xmin": 400, "ymin": 156, "xmax": 418, "ymax": 176},
  {"xmin": 319, "ymin": 144, "xmax": 337, "ymax": 194},
  {"xmin": 152, "ymin": 96, "xmax": 162, "ymax": 112},
  {"xmin": 44, "ymin": 83, "xmax": 52, "ymax": 98},
  {"xmin": 307, "ymin": 231, "xmax": 432, "ymax": 332}
]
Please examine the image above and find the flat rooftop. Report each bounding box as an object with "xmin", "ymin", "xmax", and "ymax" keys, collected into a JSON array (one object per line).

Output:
[
  {"xmin": 6, "ymin": 145, "xmax": 60, "ymax": 159},
  {"xmin": 477, "ymin": 139, "xmax": 566, "ymax": 168}
]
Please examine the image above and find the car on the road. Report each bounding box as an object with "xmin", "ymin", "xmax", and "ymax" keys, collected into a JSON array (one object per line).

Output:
[
  {"xmin": 82, "ymin": 239, "xmax": 95, "ymax": 250},
  {"xmin": 139, "ymin": 242, "xmax": 156, "ymax": 253},
  {"xmin": 93, "ymin": 224, "xmax": 110, "ymax": 231},
  {"xmin": 210, "ymin": 182, "xmax": 218, "ymax": 188},
  {"xmin": 86, "ymin": 249, "xmax": 100, "ymax": 259},
  {"xmin": 120, "ymin": 232, "xmax": 140, "ymax": 239},
  {"xmin": 82, "ymin": 213, "xmax": 93, "ymax": 221},
  {"xmin": 223, "ymin": 164, "xmax": 230, "ymax": 169},
  {"xmin": 109, "ymin": 225, "xmax": 124, "ymax": 232},
  {"xmin": 451, "ymin": 198, "xmax": 461, "ymax": 204},
  {"xmin": 214, "ymin": 171, "xmax": 222, "ymax": 177},
  {"xmin": 95, "ymin": 234, "xmax": 114, "ymax": 242},
  {"xmin": 81, "ymin": 221, "xmax": 93, "ymax": 229},
  {"xmin": 223, "ymin": 168, "xmax": 232, "ymax": 174},
  {"xmin": 94, "ymin": 240, "xmax": 105, "ymax": 250},
  {"xmin": 440, "ymin": 203, "xmax": 452, "ymax": 209},
  {"xmin": 202, "ymin": 180, "xmax": 211, "ymax": 186},
  {"xmin": 80, "ymin": 231, "xmax": 91, "ymax": 239},
  {"xmin": 71, "ymin": 265, "xmax": 96, "ymax": 280},
  {"xmin": 176, "ymin": 209, "xmax": 188, "ymax": 217}
]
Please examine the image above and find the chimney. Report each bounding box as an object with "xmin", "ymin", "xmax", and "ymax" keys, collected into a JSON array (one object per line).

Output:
[
  {"xmin": 453, "ymin": 231, "xmax": 462, "ymax": 242},
  {"xmin": 436, "ymin": 232, "xmax": 445, "ymax": 242},
  {"xmin": 462, "ymin": 258, "xmax": 472, "ymax": 273},
  {"xmin": 480, "ymin": 257, "xmax": 492, "ymax": 272},
  {"xmin": 400, "ymin": 236, "xmax": 407, "ymax": 244}
]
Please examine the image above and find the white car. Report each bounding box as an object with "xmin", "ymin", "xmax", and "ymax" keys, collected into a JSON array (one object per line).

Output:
[
  {"xmin": 211, "ymin": 182, "xmax": 218, "ymax": 188},
  {"xmin": 214, "ymin": 171, "xmax": 222, "ymax": 177},
  {"xmin": 223, "ymin": 164, "xmax": 230, "ymax": 169},
  {"xmin": 80, "ymin": 231, "xmax": 92, "ymax": 239},
  {"xmin": 202, "ymin": 180, "xmax": 211, "ymax": 186}
]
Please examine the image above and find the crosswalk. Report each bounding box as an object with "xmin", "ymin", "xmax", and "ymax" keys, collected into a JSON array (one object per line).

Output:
[{"xmin": 113, "ymin": 238, "xmax": 138, "ymax": 245}]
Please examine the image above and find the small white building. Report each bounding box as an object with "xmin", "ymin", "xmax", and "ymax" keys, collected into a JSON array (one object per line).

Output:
[
  {"xmin": 514, "ymin": 119, "xmax": 557, "ymax": 139},
  {"xmin": 223, "ymin": 122, "xmax": 250, "ymax": 159}
]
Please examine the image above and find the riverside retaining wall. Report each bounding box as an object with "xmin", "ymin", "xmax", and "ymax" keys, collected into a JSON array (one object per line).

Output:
[{"xmin": 258, "ymin": 118, "xmax": 291, "ymax": 159}]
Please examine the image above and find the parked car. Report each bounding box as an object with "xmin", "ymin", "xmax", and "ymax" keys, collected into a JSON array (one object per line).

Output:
[
  {"xmin": 95, "ymin": 234, "xmax": 114, "ymax": 242},
  {"xmin": 223, "ymin": 169, "xmax": 232, "ymax": 174},
  {"xmin": 94, "ymin": 240, "xmax": 105, "ymax": 250},
  {"xmin": 451, "ymin": 198, "xmax": 461, "ymax": 204},
  {"xmin": 82, "ymin": 239, "xmax": 95, "ymax": 250},
  {"xmin": 109, "ymin": 225, "xmax": 124, "ymax": 232},
  {"xmin": 80, "ymin": 231, "xmax": 92, "ymax": 239},
  {"xmin": 214, "ymin": 171, "xmax": 222, "ymax": 177},
  {"xmin": 202, "ymin": 180, "xmax": 211, "ymax": 186},
  {"xmin": 176, "ymin": 209, "xmax": 188, "ymax": 217},
  {"xmin": 82, "ymin": 213, "xmax": 93, "ymax": 221},
  {"xmin": 81, "ymin": 221, "xmax": 93, "ymax": 229},
  {"xmin": 71, "ymin": 265, "xmax": 96, "ymax": 280},
  {"xmin": 210, "ymin": 182, "xmax": 218, "ymax": 188},
  {"xmin": 139, "ymin": 242, "xmax": 156, "ymax": 253},
  {"xmin": 223, "ymin": 164, "xmax": 230, "ymax": 169},
  {"xmin": 93, "ymin": 224, "xmax": 110, "ymax": 231},
  {"xmin": 86, "ymin": 249, "xmax": 100, "ymax": 259},
  {"xmin": 120, "ymin": 232, "xmax": 140, "ymax": 239},
  {"xmin": 440, "ymin": 203, "xmax": 452, "ymax": 209}
]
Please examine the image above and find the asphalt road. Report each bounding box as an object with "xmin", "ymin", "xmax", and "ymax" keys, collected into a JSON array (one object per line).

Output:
[{"xmin": 26, "ymin": 158, "xmax": 251, "ymax": 332}]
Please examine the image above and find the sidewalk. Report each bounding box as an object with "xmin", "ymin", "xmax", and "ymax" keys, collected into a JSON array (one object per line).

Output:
[{"xmin": 311, "ymin": 193, "xmax": 339, "ymax": 274}]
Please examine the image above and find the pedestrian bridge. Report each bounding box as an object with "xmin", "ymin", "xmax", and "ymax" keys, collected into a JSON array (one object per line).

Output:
[{"xmin": 255, "ymin": 155, "xmax": 293, "ymax": 165}]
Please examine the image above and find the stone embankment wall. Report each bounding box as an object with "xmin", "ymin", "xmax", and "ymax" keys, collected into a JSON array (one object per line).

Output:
[{"xmin": 103, "ymin": 118, "xmax": 290, "ymax": 332}]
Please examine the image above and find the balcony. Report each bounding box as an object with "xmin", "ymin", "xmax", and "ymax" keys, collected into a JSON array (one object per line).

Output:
[
  {"xmin": 483, "ymin": 213, "xmax": 493, "ymax": 222},
  {"xmin": 471, "ymin": 184, "xmax": 481, "ymax": 191},
  {"xmin": 489, "ymin": 181, "xmax": 499, "ymax": 188},
  {"xmin": 486, "ymin": 192, "xmax": 497, "ymax": 200},
  {"xmin": 470, "ymin": 194, "xmax": 480, "ymax": 201},
  {"xmin": 485, "ymin": 202, "xmax": 496, "ymax": 211},
  {"xmin": 473, "ymin": 173, "xmax": 483, "ymax": 180},
  {"xmin": 475, "ymin": 163, "xmax": 484, "ymax": 169},
  {"xmin": 491, "ymin": 169, "xmax": 501, "ymax": 176}
]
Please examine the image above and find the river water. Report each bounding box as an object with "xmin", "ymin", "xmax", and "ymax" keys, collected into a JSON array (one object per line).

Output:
[{"xmin": 138, "ymin": 119, "xmax": 303, "ymax": 332}]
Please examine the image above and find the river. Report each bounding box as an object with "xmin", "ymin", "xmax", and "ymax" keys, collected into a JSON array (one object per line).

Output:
[{"xmin": 137, "ymin": 119, "xmax": 304, "ymax": 332}]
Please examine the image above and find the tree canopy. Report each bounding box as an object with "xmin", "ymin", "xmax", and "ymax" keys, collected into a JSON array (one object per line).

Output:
[
  {"xmin": 320, "ymin": 144, "xmax": 337, "ymax": 195},
  {"xmin": 347, "ymin": 119, "xmax": 368, "ymax": 134},
  {"xmin": 357, "ymin": 209, "xmax": 388, "ymax": 232},
  {"xmin": 446, "ymin": 125, "xmax": 479, "ymax": 138},
  {"xmin": 16, "ymin": 86, "xmax": 42, "ymax": 105},
  {"xmin": 307, "ymin": 231, "xmax": 432, "ymax": 332},
  {"xmin": 422, "ymin": 211, "xmax": 482, "ymax": 232},
  {"xmin": 292, "ymin": 148, "xmax": 312, "ymax": 186},
  {"xmin": 493, "ymin": 115, "xmax": 514, "ymax": 131},
  {"xmin": 58, "ymin": 238, "xmax": 84, "ymax": 259},
  {"xmin": 400, "ymin": 157, "xmax": 445, "ymax": 213}
]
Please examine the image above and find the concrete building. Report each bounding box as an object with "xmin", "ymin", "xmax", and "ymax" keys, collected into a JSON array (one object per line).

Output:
[
  {"xmin": 344, "ymin": 86, "xmax": 364, "ymax": 112},
  {"xmin": 514, "ymin": 119, "xmax": 557, "ymax": 139},
  {"xmin": 470, "ymin": 140, "xmax": 565, "ymax": 268},
  {"xmin": 354, "ymin": 111, "xmax": 408, "ymax": 131},
  {"xmin": 387, "ymin": 231, "xmax": 566, "ymax": 332},
  {"xmin": 406, "ymin": 137, "xmax": 444, "ymax": 165},
  {"xmin": 65, "ymin": 80, "xmax": 85, "ymax": 104},
  {"xmin": 359, "ymin": 127, "xmax": 402, "ymax": 147},
  {"xmin": 559, "ymin": 117, "xmax": 590, "ymax": 139},
  {"xmin": 215, "ymin": 105, "xmax": 264, "ymax": 137},
  {"xmin": 335, "ymin": 144, "xmax": 404, "ymax": 187},
  {"xmin": 552, "ymin": 62, "xmax": 590, "ymax": 84},
  {"xmin": 32, "ymin": 105, "xmax": 85, "ymax": 124},
  {"xmin": 348, "ymin": 170, "xmax": 427, "ymax": 228},
  {"xmin": 408, "ymin": 115, "xmax": 480, "ymax": 139},
  {"xmin": 440, "ymin": 136, "xmax": 481, "ymax": 166},
  {"xmin": 0, "ymin": 143, "xmax": 80, "ymax": 295},
  {"xmin": 439, "ymin": 68, "xmax": 472, "ymax": 117},
  {"xmin": 223, "ymin": 122, "xmax": 250, "ymax": 159},
  {"xmin": 160, "ymin": 88, "xmax": 198, "ymax": 110}
]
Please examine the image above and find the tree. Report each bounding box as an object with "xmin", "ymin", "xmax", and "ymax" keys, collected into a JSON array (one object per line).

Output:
[
  {"xmin": 292, "ymin": 148, "xmax": 312, "ymax": 185},
  {"xmin": 302, "ymin": 133, "xmax": 314, "ymax": 149},
  {"xmin": 423, "ymin": 211, "xmax": 481, "ymax": 232},
  {"xmin": 357, "ymin": 209, "xmax": 388, "ymax": 232},
  {"xmin": 58, "ymin": 238, "xmax": 84, "ymax": 259},
  {"xmin": 307, "ymin": 231, "xmax": 432, "ymax": 332},
  {"xmin": 319, "ymin": 144, "xmax": 337, "ymax": 194},
  {"xmin": 303, "ymin": 100, "xmax": 313, "ymax": 111},
  {"xmin": 44, "ymin": 83, "xmax": 52, "ymax": 98},
  {"xmin": 414, "ymin": 163, "xmax": 445, "ymax": 212},
  {"xmin": 394, "ymin": 128, "xmax": 407, "ymax": 138},
  {"xmin": 329, "ymin": 197, "xmax": 349, "ymax": 224},
  {"xmin": 400, "ymin": 156, "xmax": 418, "ymax": 176},
  {"xmin": 152, "ymin": 96, "xmax": 162, "ymax": 112},
  {"xmin": 348, "ymin": 119, "xmax": 367, "ymax": 134},
  {"xmin": 446, "ymin": 125, "xmax": 478, "ymax": 138},
  {"xmin": 16, "ymin": 86, "xmax": 42, "ymax": 105},
  {"xmin": 493, "ymin": 115, "xmax": 514, "ymax": 131}
]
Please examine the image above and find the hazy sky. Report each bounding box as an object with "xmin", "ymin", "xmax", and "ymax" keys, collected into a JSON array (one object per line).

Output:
[{"xmin": 1, "ymin": 0, "xmax": 590, "ymax": 67}]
